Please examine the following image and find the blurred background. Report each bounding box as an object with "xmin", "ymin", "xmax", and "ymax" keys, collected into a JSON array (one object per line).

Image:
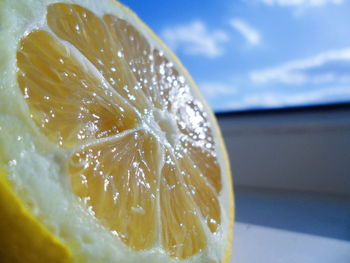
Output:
[{"xmin": 120, "ymin": 0, "xmax": 350, "ymax": 262}]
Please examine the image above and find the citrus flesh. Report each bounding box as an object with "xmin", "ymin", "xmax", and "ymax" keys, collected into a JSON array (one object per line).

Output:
[{"xmin": 0, "ymin": 0, "xmax": 234, "ymax": 262}]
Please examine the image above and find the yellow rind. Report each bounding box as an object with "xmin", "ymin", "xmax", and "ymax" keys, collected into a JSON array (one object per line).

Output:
[{"xmin": 0, "ymin": 169, "xmax": 72, "ymax": 263}]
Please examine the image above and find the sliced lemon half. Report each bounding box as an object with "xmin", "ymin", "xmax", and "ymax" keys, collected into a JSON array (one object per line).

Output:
[{"xmin": 0, "ymin": 0, "xmax": 234, "ymax": 262}]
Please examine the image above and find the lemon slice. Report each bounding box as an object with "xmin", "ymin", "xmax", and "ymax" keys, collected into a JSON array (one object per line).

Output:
[{"xmin": 0, "ymin": 0, "xmax": 234, "ymax": 262}]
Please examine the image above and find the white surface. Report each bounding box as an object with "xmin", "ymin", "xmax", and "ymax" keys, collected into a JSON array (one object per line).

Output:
[
  {"xmin": 231, "ymin": 222, "xmax": 350, "ymax": 263},
  {"xmin": 218, "ymin": 108, "xmax": 350, "ymax": 196}
]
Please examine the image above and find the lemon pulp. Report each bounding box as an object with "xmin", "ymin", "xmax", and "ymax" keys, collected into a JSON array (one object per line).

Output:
[{"xmin": 16, "ymin": 3, "xmax": 224, "ymax": 260}]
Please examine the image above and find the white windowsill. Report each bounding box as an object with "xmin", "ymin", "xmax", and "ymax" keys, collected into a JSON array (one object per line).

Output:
[{"xmin": 231, "ymin": 223, "xmax": 350, "ymax": 263}]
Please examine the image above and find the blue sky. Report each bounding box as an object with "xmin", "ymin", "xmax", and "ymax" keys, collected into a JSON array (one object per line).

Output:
[{"xmin": 120, "ymin": 0, "xmax": 350, "ymax": 112}]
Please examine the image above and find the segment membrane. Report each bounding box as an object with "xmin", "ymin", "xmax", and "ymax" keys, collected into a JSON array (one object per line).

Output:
[
  {"xmin": 17, "ymin": 30, "xmax": 139, "ymax": 148},
  {"xmin": 160, "ymin": 151, "xmax": 206, "ymax": 259},
  {"xmin": 181, "ymin": 137, "xmax": 222, "ymax": 193},
  {"xmin": 103, "ymin": 15, "xmax": 164, "ymax": 109},
  {"xmin": 103, "ymin": 15, "xmax": 187, "ymax": 112},
  {"xmin": 177, "ymin": 152, "xmax": 221, "ymax": 233},
  {"xmin": 177, "ymin": 100, "xmax": 222, "ymax": 192},
  {"xmin": 68, "ymin": 130, "xmax": 160, "ymax": 249},
  {"xmin": 47, "ymin": 3, "xmax": 151, "ymax": 112}
]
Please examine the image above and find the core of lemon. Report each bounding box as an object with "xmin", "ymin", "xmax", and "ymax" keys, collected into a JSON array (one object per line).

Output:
[{"xmin": 0, "ymin": 0, "xmax": 234, "ymax": 262}]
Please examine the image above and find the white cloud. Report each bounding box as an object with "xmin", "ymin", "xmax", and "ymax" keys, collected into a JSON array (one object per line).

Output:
[
  {"xmin": 225, "ymin": 86, "xmax": 350, "ymax": 110},
  {"xmin": 200, "ymin": 81, "xmax": 237, "ymax": 97},
  {"xmin": 250, "ymin": 48, "xmax": 350, "ymax": 85},
  {"xmin": 161, "ymin": 21, "xmax": 229, "ymax": 58},
  {"xmin": 258, "ymin": 0, "xmax": 344, "ymax": 7},
  {"xmin": 229, "ymin": 18, "xmax": 261, "ymax": 45}
]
